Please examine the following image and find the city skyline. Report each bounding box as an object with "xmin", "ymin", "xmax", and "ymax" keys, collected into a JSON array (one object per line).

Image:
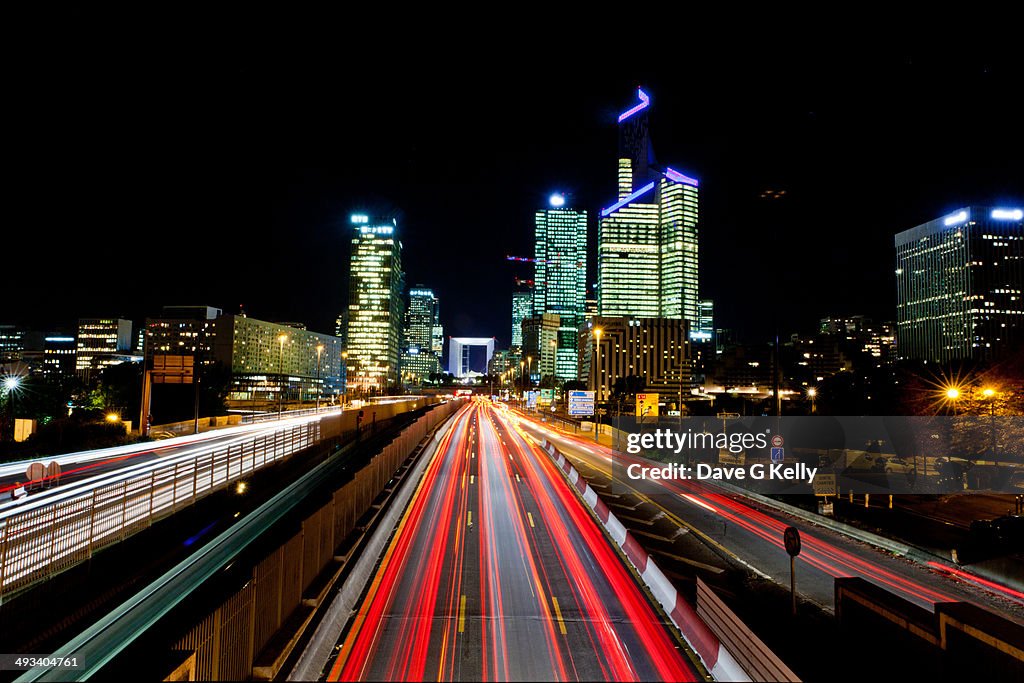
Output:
[{"xmin": 7, "ymin": 48, "xmax": 1023, "ymax": 350}]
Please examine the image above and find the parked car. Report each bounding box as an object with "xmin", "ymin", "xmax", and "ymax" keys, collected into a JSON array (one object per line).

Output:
[{"xmin": 883, "ymin": 457, "xmax": 915, "ymax": 474}]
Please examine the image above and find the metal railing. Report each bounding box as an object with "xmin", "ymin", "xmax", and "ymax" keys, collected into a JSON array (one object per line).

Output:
[{"xmin": 0, "ymin": 421, "xmax": 319, "ymax": 599}]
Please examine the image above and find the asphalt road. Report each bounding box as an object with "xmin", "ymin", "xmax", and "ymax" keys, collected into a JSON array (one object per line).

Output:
[
  {"xmin": 517, "ymin": 414, "xmax": 1024, "ymax": 624},
  {"xmin": 328, "ymin": 400, "xmax": 698, "ymax": 682}
]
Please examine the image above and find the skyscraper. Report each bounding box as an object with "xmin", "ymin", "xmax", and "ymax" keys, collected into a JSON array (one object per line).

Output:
[
  {"xmin": 345, "ymin": 214, "xmax": 405, "ymax": 391},
  {"xmin": 402, "ymin": 286, "xmax": 442, "ymax": 381},
  {"xmin": 895, "ymin": 206, "xmax": 1023, "ymax": 363},
  {"xmin": 598, "ymin": 88, "xmax": 700, "ymax": 325},
  {"xmin": 533, "ymin": 193, "xmax": 587, "ymax": 383},
  {"xmin": 76, "ymin": 318, "xmax": 135, "ymax": 380},
  {"xmin": 511, "ymin": 291, "xmax": 532, "ymax": 349}
]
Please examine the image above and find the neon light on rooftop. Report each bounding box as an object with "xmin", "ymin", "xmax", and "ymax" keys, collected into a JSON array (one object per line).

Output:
[
  {"xmin": 664, "ymin": 167, "xmax": 699, "ymax": 186},
  {"xmin": 943, "ymin": 210, "xmax": 968, "ymax": 226},
  {"xmin": 617, "ymin": 88, "xmax": 650, "ymax": 123},
  {"xmin": 350, "ymin": 214, "xmax": 369, "ymax": 224},
  {"xmin": 549, "ymin": 193, "xmax": 565, "ymax": 207},
  {"xmin": 991, "ymin": 208, "xmax": 1023, "ymax": 220},
  {"xmin": 600, "ymin": 181, "xmax": 656, "ymax": 217}
]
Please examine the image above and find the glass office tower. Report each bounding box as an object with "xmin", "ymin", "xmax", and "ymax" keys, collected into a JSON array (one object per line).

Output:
[
  {"xmin": 895, "ymin": 206, "xmax": 1023, "ymax": 362},
  {"xmin": 345, "ymin": 214, "xmax": 405, "ymax": 391}
]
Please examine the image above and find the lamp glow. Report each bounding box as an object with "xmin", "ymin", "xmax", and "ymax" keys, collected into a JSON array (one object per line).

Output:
[
  {"xmin": 105, "ymin": 413, "xmax": 120, "ymax": 423},
  {"xmin": 549, "ymin": 193, "xmax": 565, "ymax": 208},
  {"xmin": 3, "ymin": 377, "xmax": 19, "ymax": 391},
  {"xmin": 946, "ymin": 388, "xmax": 960, "ymax": 400}
]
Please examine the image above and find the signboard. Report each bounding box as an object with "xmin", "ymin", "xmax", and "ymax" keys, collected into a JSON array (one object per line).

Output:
[
  {"xmin": 784, "ymin": 526, "xmax": 801, "ymax": 557},
  {"xmin": 636, "ymin": 393, "xmax": 659, "ymax": 418},
  {"xmin": 539, "ymin": 388, "xmax": 555, "ymax": 406},
  {"xmin": 526, "ymin": 391, "xmax": 539, "ymax": 408},
  {"xmin": 152, "ymin": 354, "xmax": 194, "ymax": 384},
  {"xmin": 568, "ymin": 390, "xmax": 595, "ymax": 417},
  {"xmin": 812, "ymin": 473, "xmax": 837, "ymax": 496},
  {"xmin": 771, "ymin": 447, "xmax": 785, "ymax": 462}
]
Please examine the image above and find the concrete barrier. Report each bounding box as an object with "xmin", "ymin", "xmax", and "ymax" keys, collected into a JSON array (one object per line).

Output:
[{"xmin": 539, "ymin": 439, "xmax": 755, "ymax": 682}]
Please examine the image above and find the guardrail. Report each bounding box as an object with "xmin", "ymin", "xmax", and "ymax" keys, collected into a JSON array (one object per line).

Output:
[{"xmin": 0, "ymin": 419, "xmax": 323, "ymax": 600}]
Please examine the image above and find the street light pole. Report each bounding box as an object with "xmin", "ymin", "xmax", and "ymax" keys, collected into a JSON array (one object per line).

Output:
[
  {"xmin": 315, "ymin": 344, "xmax": 324, "ymax": 413},
  {"xmin": 341, "ymin": 351, "xmax": 348, "ymax": 409},
  {"xmin": 277, "ymin": 334, "xmax": 287, "ymax": 420}
]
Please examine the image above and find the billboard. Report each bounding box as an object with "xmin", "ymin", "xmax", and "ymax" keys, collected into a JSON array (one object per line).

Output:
[{"xmin": 526, "ymin": 391, "xmax": 539, "ymax": 408}]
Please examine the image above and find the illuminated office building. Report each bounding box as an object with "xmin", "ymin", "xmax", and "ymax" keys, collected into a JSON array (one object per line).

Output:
[
  {"xmin": 598, "ymin": 88, "xmax": 700, "ymax": 326},
  {"xmin": 212, "ymin": 315, "xmax": 343, "ymax": 404},
  {"xmin": 579, "ymin": 316, "xmax": 691, "ymax": 401},
  {"xmin": 895, "ymin": 206, "xmax": 1023, "ymax": 363},
  {"xmin": 76, "ymin": 318, "xmax": 136, "ymax": 379},
  {"xmin": 511, "ymin": 291, "xmax": 532, "ymax": 348},
  {"xmin": 144, "ymin": 306, "xmax": 222, "ymax": 367},
  {"xmin": 521, "ymin": 313, "xmax": 560, "ymax": 383},
  {"xmin": 534, "ymin": 193, "xmax": 587, "ymax": 383},
  {"xmin": 0, "ymin": 325, "xmax": 28, "ymax": 363},
  {"xmin": 345, "ymin": 214, "xmax": 405, "ymax": 391},
  {"xmin": 402, "ymin": 286, "xmax": 442, "ymax": 382}
]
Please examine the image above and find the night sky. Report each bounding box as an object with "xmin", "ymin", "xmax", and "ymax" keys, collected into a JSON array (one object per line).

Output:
[{"xmin": 8, "ymin": 20, "xmax": 1023, "ymax": 351}]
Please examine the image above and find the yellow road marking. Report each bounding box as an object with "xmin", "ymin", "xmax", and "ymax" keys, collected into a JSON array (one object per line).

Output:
[
  {"xmin": 467, "ymin": 511, "xmax": 472, "ymax": 527},
  {"xmin": 527, "ymin": 512, "xmax": 535, "ymax": 528},
  {"xmin": 458, "ymin": 595, "xmax": 467, "ymax": 633},
  {"xmin": 551, "ymin": 597, "xmax": 567, "ymax": 635}
]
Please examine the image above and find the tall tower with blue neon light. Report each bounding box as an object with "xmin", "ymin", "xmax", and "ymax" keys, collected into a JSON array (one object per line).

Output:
[
  {"xmin": 598, "ymin": 88, "xmax": 700, "ymax": 326},
  {"xmin": 895, "ymin": 206, "xmax": 1024, "ymax": 363},
  {"xmin": 534, "ymin": 193, "xmax": 587, "ymax": 383}
]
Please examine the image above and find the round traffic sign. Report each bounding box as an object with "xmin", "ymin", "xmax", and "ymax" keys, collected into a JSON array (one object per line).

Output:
[
  {"xmin": 771, "ymin": 434, "xmax": 785, "ymax": 448},
  {"xmin": 784, "ymin": 526, "xmax": 801, "ymax": 557}
]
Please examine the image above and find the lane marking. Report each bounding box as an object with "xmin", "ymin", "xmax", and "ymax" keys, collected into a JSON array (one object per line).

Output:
[
  {"xmin": 551, "ymin": 597, "xmax": 568, "ymax": 635},
  {"xmin": 515, "ymin": 473, "xmax": 520, "ymax": 482},
  {"xmin": 467, "ymin": 511, "xmax": 473, "ymax": 527},
  {"xmin": 458, "ymin": 594, "xmax": 467, "ymax": 633},
  {"xmin": 470, "ymin": 474, "xmax": 475, "ymax": 485},
  {"xmin": 527, "ymin": 512, "xmax": 535, "ymax": 528}
]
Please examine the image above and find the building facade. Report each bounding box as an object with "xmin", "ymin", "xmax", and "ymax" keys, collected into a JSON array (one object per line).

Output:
[
  {"xmin": 213, "ymin": 315, "xmax": 343, "ymax": 405},
  {"xmin": 598, "ymin": 88, "xmax": 700, "ymax": 327},
  {"xmin": 521, "ymin": 313, "xmax": 560, "ymax": 384},
  {"xmin": 402, "ymin": 286, "xmax": 442, "ymax": 382},
  {"xmin": 76, "ymin": 318, "xmax": 135, "ymax": 379},
  {"xmin": 534, "ymin": 194, "xmax": 587, "ymax": 383},
  {"xmin": 580, "ymin": 316, "xmax": 691, "ymax": 403},
  {"xmin": 345, "ymin": 214, "xmax": 405, "ymax": 392},
  {"xmin": 511, "ymin": 291, "xmax": 532, "ymax": 349},
  {"xmin": 895, "ymin": 206, "xmax": 1023, "ymax": 363}
]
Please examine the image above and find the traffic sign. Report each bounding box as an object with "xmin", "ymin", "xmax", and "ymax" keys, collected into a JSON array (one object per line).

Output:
[
  {"xmin": 567, "ymin": 390, "xmax": 595, "ymax": 417},
  {"xmin": 771, "ymin": 434, "xmax": 784, "ymax": 448},
  {"xmin": 812, "ymin": 473, "xmax": 837, "ymax": 496},
  {"xmin": 784, "ymin": 526, "xmax": 801, "ymax": 557},
  {"xmin": 771, "ymin": 447, "xmax": 785, "ymax": 462},
  {"xmin": 636, "ymin": 393, "xmax": 659, "ymax": 418}
]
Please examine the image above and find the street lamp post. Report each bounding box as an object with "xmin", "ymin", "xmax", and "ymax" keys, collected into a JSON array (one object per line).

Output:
[
  {"xmin": 983, "ymin": 387, "xmax": 997, "ymax": 456},
  {"xmin": 340, "ymin": 351, "xmax": 348, "ymax": 409},
  {"xmin": 593, "ymin": 328, "xmax": 603, "ymax": 442},
  {"xmin": 315, "ymin": 344, "xmax": 324, "ymax": 413},
  {"xmin": 807, "ymin": 387, "xmax": 817, "ymax": 415},
  {"xmin": 277, "ymin": 334, "xmax": 288, "ymax": 420}
]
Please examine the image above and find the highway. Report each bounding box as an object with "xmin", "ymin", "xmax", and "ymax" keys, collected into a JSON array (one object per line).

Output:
[
  {"xmin": 515, "ymin": 413, "xmax": 1024, "ymax": 622},
  {"xmin": 328, "ymin": 400, "xmax": 697, "ymax": 681},
  {"xmin": 0, "ymin": 410, "xmax": 340, "ymax": 510}
]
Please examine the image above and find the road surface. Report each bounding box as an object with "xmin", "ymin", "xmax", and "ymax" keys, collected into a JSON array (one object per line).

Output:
[{"xmin": 328, "ymin": 400, "xmax": 697, "ymax": 681}]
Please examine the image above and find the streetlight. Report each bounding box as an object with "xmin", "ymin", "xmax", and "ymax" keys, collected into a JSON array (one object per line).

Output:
[
  {"xmin": 3, "ymin": 376, "xmax": 21, "ymax": 442},
  {"xmin": 277, "ymin": 333, "xmax": 288, "ymax": 419},
  {"xmin": 341, "ymin": 351, "xmax": 349, "ymax": 408},
  {"xmin": 593, "ymin": 327, "xmax": 603, "ymax": 442},
  {"xmin": 527, "ymin": 355, "xmax": 533, "ymax": 387},
  {"xmin": 983, "ymin": 387, "xmax": 998, "ymax": 456},
  {"xmin": 315, "ymin": 344, "xmax": 324, "ymax": 413},
  {"xmin": 807, "ymin": 387, "xmax": 817, "ymax": 415}
]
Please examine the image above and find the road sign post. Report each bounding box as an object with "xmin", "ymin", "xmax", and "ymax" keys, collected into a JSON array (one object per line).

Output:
[{"xmin": 784, "ymin": 526, "xmax": 801, "ymax": 616}]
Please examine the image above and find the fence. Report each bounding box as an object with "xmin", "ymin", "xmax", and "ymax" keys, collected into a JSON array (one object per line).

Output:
[
  {"xmin": 174, "ymin": 400, "xmax": 459, "ymax": 680},
  {"xmin": 0, "ymin": 420, "xmax": 319, "ymax": 599}
]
